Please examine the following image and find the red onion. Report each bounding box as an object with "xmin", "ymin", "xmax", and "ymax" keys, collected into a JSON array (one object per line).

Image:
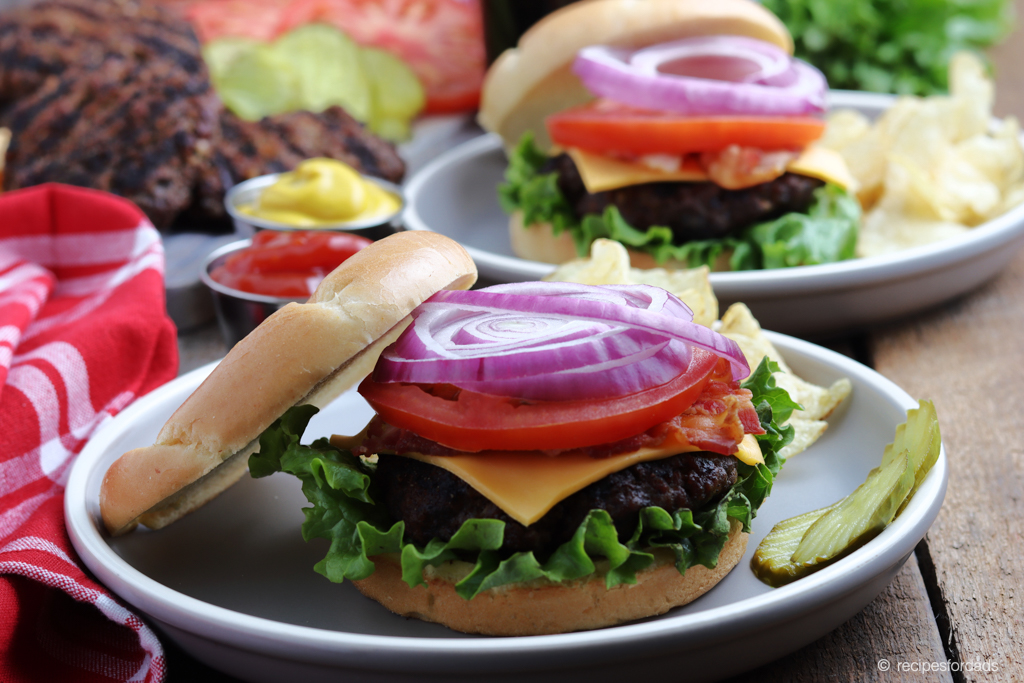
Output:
[
  {"xmin": 374, "ymin": 282, "xmax": 749, "ymax": 401},
  {"xmin": 572, "ymin": 36, "xmax": 827, "ymax": 117}
]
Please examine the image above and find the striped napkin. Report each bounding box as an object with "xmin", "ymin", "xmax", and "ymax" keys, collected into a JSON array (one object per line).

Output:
[{"xmin": 0, "ymin": 184, "xmax": 177, "ymax": 683}]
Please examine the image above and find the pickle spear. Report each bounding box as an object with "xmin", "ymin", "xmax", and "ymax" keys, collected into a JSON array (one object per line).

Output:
[
  {"xmin": 751, "ymin": 400, "xmax": 941, "ymax": 587},
  {"xmin": 751, "ymin": 502, "xmax": 838, "ymax": 587},
  {"xmin": 791, "ymin": 448, "xmax": 916, "ymax": 565}
]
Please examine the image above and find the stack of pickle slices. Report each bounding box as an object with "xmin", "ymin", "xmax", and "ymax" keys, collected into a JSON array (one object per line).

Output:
[{"xmin": 204, "ymin": 24, "xmax": 425, "ymax": 141}]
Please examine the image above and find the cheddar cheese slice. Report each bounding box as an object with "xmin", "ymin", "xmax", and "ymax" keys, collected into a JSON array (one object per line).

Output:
[
  {"xmin": 566, "ymin": 145, "xmax": 855, "ymax": 194},
  {"xmin": 392, "ymin": 434, "xmax": 763, "ymax": 527}
]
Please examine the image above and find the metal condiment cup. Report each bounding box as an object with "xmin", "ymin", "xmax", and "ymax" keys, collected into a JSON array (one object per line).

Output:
[
  {"xmin": 224, "ymin": 172, "xmax": 405, "ymax": 241},
  {"xmin": 200, "ymin": 239, "xmax": 304, "ymax": 349}
]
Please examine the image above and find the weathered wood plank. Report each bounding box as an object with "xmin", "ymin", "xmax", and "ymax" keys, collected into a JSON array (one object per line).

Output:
[
  {"xmin": 726, "ymin": 553, "xmax": 951, "ymax": 683},
  {"xmin": 864, "ymin": 9, "xmax": 1024, "ymax": 680},
  {"xmin": 869, "ymin": 249, "xmax": 1024, "ymax": 682}
]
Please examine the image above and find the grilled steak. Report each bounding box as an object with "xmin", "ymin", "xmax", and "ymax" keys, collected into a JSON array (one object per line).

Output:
[
  {"xmin": 374, "ymin": 452, "xmax": 739, "ymax": 557},
  {"xmin": 544, "ymin": 152, "xmax": 824, "ymax": 242}
]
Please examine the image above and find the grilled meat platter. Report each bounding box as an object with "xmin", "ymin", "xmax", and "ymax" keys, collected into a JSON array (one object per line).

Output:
[{"xmin": 0, "ymin": 0, "xmax": 405, "ymax": 229}]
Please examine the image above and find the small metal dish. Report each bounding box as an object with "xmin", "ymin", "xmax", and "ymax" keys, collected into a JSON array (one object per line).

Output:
[
  {"xmin": 224, "ymin": 172, "xmax": 405, "ymax": 240},
  {"xmin": 200, "ymin": 239, "xmax": 303, "ymax": 348}
]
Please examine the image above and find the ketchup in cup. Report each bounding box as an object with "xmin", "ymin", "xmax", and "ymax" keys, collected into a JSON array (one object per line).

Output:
[{"xmin": 210, "ymin": 230, "xmax": 372, "ymax": 298}]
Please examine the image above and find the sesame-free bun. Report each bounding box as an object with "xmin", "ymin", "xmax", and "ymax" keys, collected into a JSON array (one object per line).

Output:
[
  {"xmin": 99, "ymin": 231, "xmax": 477, "ymax": 536},
  {"xmin": 478, "ymin": 0, "xmax": 793, "ymax": 151},
  {"xmin": 355, "ymin": 521, "xmax": 747, "ymax": 636}
]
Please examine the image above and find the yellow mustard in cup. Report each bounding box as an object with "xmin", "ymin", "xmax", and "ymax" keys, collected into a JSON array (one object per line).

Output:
[{"xmin": 239, "ymin": 158, "xmax": 400, "ymax": 227}]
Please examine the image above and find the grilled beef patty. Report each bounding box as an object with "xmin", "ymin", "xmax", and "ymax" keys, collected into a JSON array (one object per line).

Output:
[
  {"xmin": 374, "ymin": 452, "xmax": 739, "ymax": 557},
  {"xmin": 0, "ymin": 0, "xmax": 204, "ymax": 106},
  {"xmin": 543, "ymin": 153, "xmax": 824, "ymax": 242},
  {"xmin": 4, "ymin": 54, "xmax": 219, "ymax": 228}
]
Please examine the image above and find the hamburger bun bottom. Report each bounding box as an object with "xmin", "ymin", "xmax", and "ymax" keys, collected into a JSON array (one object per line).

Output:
[
  {"xmin": 510, "ymin": 211, "xmax": 733, "ymax": 273},
  {"xmin": 353, "ymin": 520, "xmax": 747, "ymax": 636}
]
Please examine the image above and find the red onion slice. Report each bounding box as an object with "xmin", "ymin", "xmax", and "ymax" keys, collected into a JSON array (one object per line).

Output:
[
  {"xmin": 573, "ymin": 36, "xmax": 827, "ymax": 117},
  {"xmin": 374, "ymin": 282, "xmax": 749, "ymax": 402}
]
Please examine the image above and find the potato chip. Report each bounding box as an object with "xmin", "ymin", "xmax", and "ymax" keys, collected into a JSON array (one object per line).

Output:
[
  {"xmin": 719, "ymin": 303, "xmax": 852, "ymax": 459},
  {"xmin": 545, "ymin": 238, "xmax": 718, "ymax": 327},
  {"xmin": 820, "ymin": 51, "xmax": 1024, "ymax": 255}
]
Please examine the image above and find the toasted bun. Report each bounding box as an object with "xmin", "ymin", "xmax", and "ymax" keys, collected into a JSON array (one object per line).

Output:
[
  {"xmin": 99, "ymin": 231, "xmax": 477, "ymax": 536},
  {"xmin": 355, "ymin": 520, "xmax": 746, "ymax": 636},
  {"xmin": 479, "ymin": 0, "xmax": 792, "ymax": 151},
  {"xmin": 509, "ymin": 211, "xmax": 732, "ymax": 272}
]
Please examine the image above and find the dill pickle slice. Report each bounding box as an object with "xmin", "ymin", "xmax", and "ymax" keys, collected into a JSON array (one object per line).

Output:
[
  {"xmin": 360, "ymin": 47, "xmax": 425, "ymax": 141},
  {"xmin": 202, "ymin": 37, "xmax": 262, "ymax": 82},
  {"xmin": 272, "ymin": 24, "xmax": 371, "ymax": 121},
  {"xmin": 215, "ymin": 45, "xmax": 301, "ymax": 121},
  {"xmin": 791, "ymin": 448, "xmax": 916, "ymax": 566},
  {"xmin": 751, "ymin": 502, "xmax": 840, "ymax": 587}
]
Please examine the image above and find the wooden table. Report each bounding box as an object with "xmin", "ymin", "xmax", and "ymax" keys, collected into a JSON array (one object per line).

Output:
[{"xmin": 167, "ymin": 14, "xmax": 1024, "ymax": 681}]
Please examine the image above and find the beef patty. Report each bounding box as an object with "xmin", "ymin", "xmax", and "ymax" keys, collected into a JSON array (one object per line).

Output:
[
  {"xmin": 374, "ymin": 452, "xmax": 739, "ymax": 557},
  {"xmin": 543, "ymin": 153, "xmax": 824, "ymax": 242}
]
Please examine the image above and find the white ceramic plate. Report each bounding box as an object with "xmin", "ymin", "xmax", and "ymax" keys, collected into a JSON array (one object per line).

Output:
[
  {"xmin": 402, "ymin": 91, "xmax": 1024, "ymax": 337},
  {"xmin": 66, "ymin": 333, "xmax": 945, "ymax": 683}
]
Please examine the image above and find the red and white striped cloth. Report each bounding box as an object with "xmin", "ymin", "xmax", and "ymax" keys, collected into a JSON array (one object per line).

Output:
[{"xmin": 0, "ymin": 184, "xmax": 178, "ymax": 683}]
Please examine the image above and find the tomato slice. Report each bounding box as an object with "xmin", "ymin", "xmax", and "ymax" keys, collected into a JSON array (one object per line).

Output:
[
  {"xmin": 184, "ymin": 0, "xmax": 293, "ymax": 42},
  {"xmin": 273, "ymin": 0, "xmax": 485, "ymax": 114},
  {"xmin": 546, "ymin": 100, "xmax": 826, "ymax": 156},
  {"xmin": 358, "ymin": 349, "xmax": 722, "ymax": 452}
]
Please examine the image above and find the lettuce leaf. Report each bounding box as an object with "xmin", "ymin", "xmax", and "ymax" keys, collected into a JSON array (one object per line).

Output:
[
  {"xmin": 740, "ymin": 184, "xmax": 860, "ymax": 270},
  {"xmin": 497, "ymin": 133, "xmax": 578, "ymax": 242},
  {"xmin": 498, "ymin": 135, "xmax": 860, "ymax": 271},
  {"xmin": 251, "ymin": 358, "xmax": 795, "ymax": 599}
]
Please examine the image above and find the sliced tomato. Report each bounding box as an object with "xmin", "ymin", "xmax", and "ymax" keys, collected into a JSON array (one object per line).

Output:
[
  {"xmin": 184, "ymin": 0, "xmax": 294, "ymax": 42},
  {"xmin": 547, "ymin": 100, "xmax": 826, "ymax": 156},
  {"xmin": 274, "ymin": 0, "xmax": 485, "ymax": 113},
  {"xmin": 357, "ymin": 349, "xmax": 721, "ymax": 452}
]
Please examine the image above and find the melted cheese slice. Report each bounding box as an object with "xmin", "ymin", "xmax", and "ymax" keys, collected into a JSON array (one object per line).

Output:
[
  {"xmin": 391, "ymin": 434, "xmax": 763, "ymax": 527},
  {"xmin": 566, "ymin": 145, "xmax": 855, "ymax": 193}
]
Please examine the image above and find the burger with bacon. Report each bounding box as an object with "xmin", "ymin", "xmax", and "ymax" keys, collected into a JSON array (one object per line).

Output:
[
  {"xmin": 481, "ymin": 0, "xmax": 861, "ymax": 271},
  {"xmin": 99, "ymin": 232, "xmax": 798, "ymax": 635}
]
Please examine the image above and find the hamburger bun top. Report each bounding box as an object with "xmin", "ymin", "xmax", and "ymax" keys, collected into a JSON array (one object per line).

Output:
[
  {"xmin": 478, "ymin": 0, "xmax": 793, "ymax": 151},
  {"xmin": 99, "ymin": 231, "xmax": 477, "ymax": 536}
]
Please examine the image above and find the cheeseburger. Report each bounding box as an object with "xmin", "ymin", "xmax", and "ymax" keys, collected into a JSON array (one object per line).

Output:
[
  {"xmin": 100, "ymin": 232, "xmax": 798, "ymax": 635},
  {"xmin": 480, "ymin": 0, "xmax": 860, "ymax": 271}
]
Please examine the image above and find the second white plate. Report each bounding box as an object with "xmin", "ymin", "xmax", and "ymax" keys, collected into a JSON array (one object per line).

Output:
[
  {"xmin": 402, "ymin": 92, "xmax": 1024, "ymax": 337},
  {"xmin": 65, "ymin": 333, "xmax": 946, "ymax": 682}
]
